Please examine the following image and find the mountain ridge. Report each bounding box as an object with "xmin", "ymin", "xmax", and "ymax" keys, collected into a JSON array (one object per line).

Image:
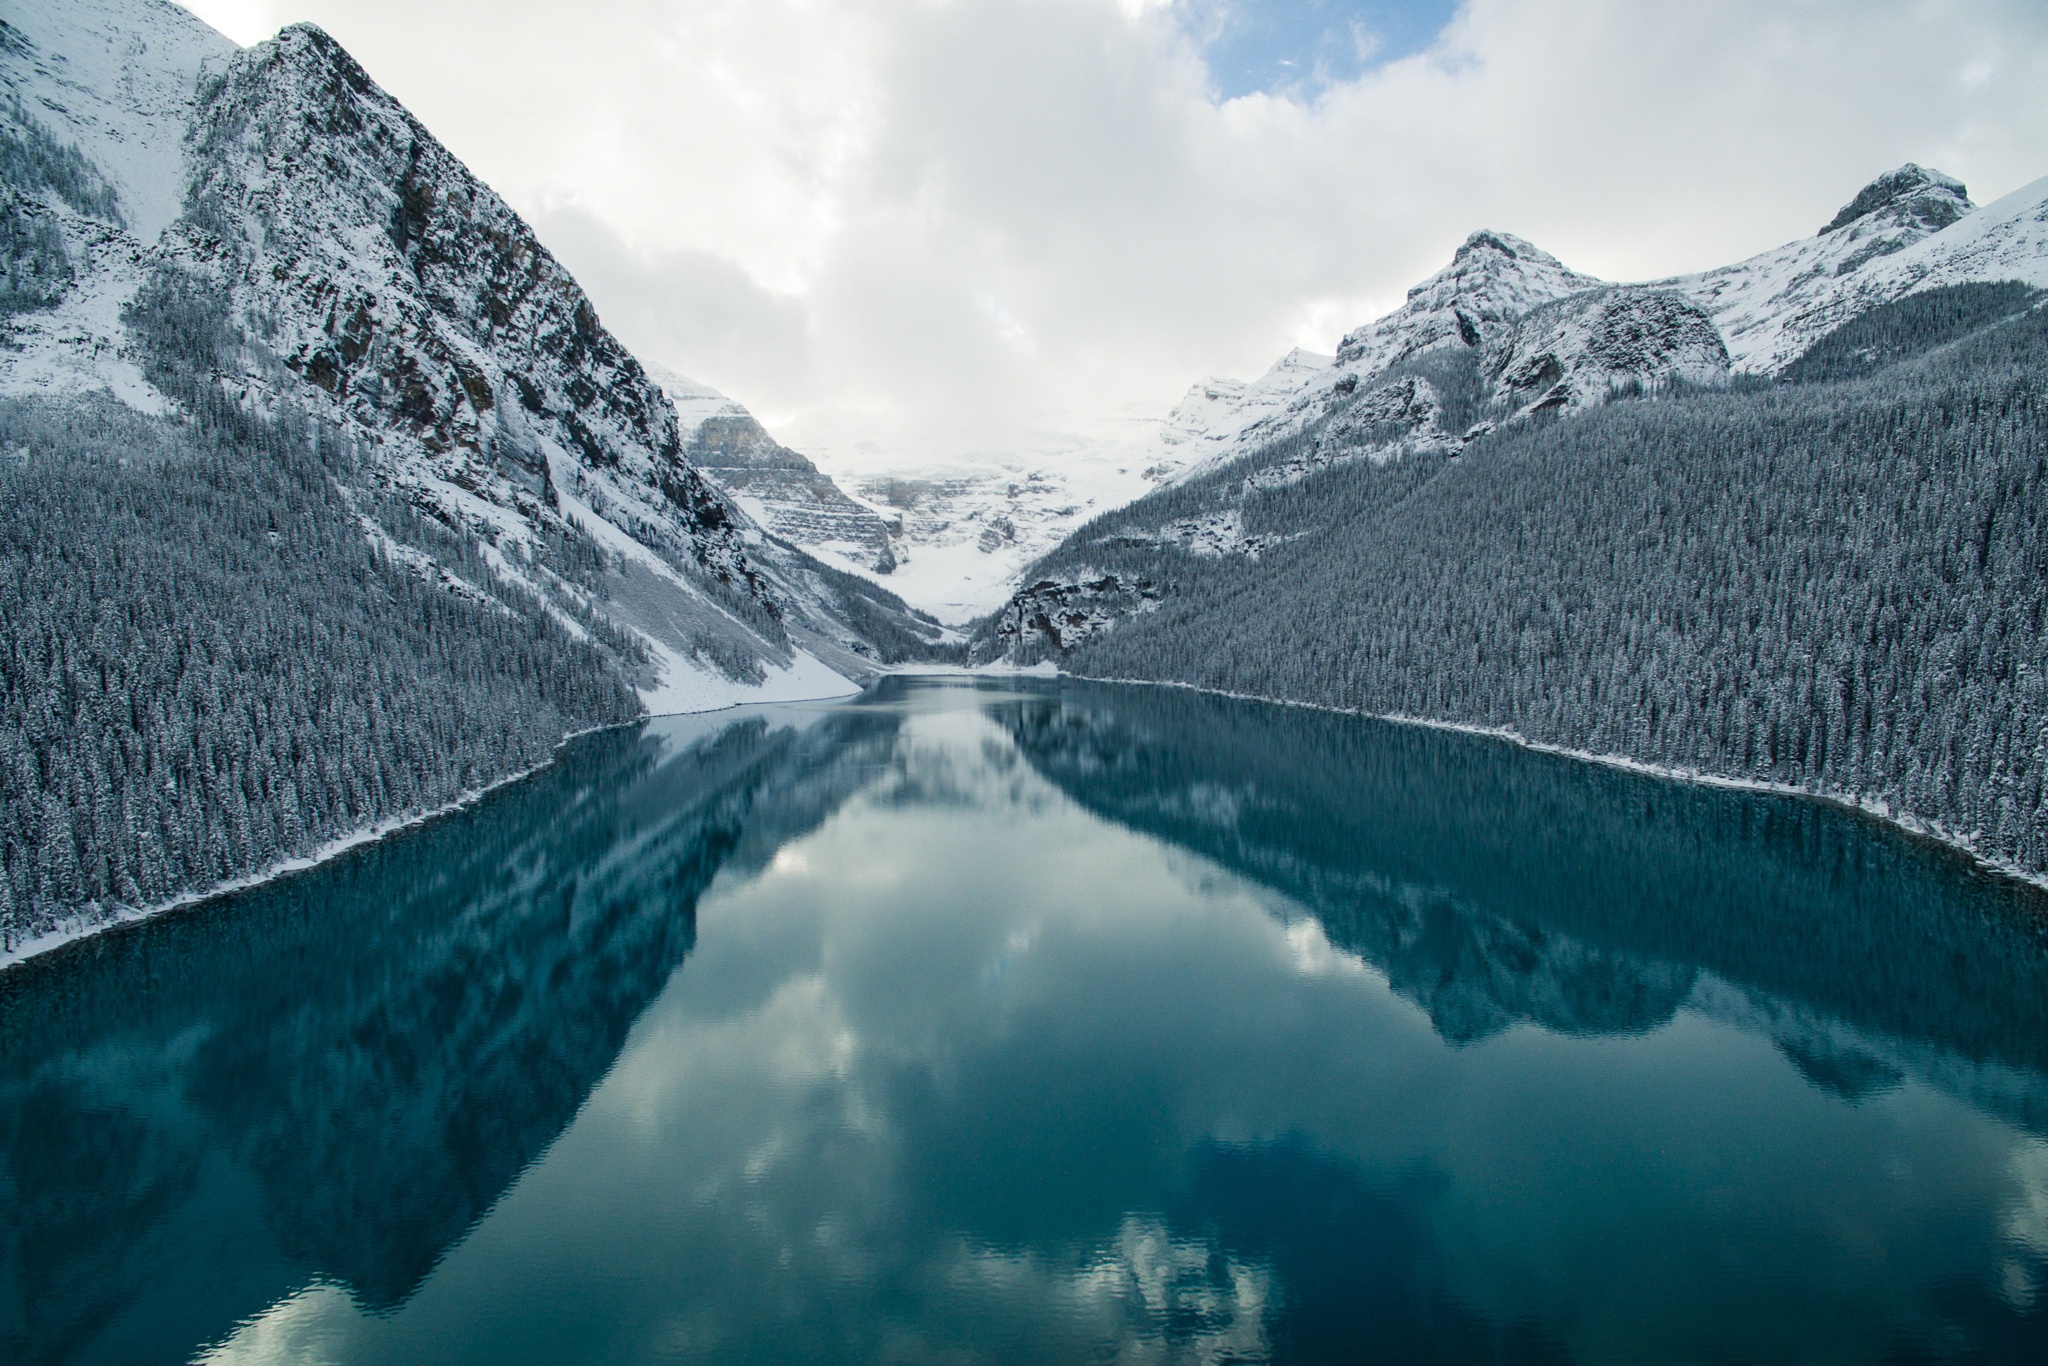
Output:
[{"xmin": 1138, "ymin": 162, "xmax": 2045, "ymax": 494}]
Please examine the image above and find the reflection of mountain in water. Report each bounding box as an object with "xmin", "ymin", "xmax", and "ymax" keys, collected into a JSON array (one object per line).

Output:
[
  {"xmin": 995, "ymin": 682, "xmax": 2048, "ymax": 1129},
  {"xmin": 0, "ymin": 706, "xmax": 900, "ymax": 1366}
]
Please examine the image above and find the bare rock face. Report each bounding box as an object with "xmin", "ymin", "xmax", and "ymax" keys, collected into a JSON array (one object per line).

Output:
[
  {"xmin": 160, "ymin": 24, "xmax": 757, "ymax": 588},
  {"xmin": 1484, "ymin": 287, "xmax": 1729, "ymax": 417},
  {"xmin": 984, "ymin": 573, "xmax": 1161, "ymax": 661},
  {"xmin": 1323, "ymin": 372, "xmax": 1446, "ymax": 444}
]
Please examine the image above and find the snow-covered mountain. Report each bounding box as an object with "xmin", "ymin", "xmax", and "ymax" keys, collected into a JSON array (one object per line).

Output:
[
  {"xmin": 836, "ymin": 166, "xmax": 2041, "ymax": 621},
  {"xmin": 1652, "ymin": 163, "xmax": 1978, "ymax": 371},
  {"xmin": 1337, "ymin": 230, "xmax": 1603, "ymax": 373},
  {"xmin": 1144, "ymin": 164, "xmax": 2047, "ymax": 487},
  {"xmin": 773, "ymin": 420, "xmax": 1174, "ymax": 624},
  {"xmin": 1482, "ymin": 286, "xmax": 1728, "ymax": 418},
  {"xmin": 802, "ymin": 164, "xmax": 2045, "ymax": 625},
  {"xmin": 0, "ymin": 0, "xmax": 230, "ymax": 409},
  {"xmin": 1, "ymin": 0, "xmax": 939, "ymax": 713},
  {"xmin": 648, "ymin": 365, "xmax": 903, "ymax": 575}
]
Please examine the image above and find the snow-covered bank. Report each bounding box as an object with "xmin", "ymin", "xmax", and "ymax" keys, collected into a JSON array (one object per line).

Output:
[
  {"xmin": 637, "ymin": 640, "xmax": 860, "ymax": 716},
  {"xmin": 1062, "ymin": 671, "xmax": 2048, "ymax": 901},
  {"xmin": 879, "ymin": 661, "xmax": 1060, "ymax": 679}
]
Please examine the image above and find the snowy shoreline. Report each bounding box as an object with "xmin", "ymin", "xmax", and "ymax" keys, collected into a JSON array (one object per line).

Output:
[
  {"xmin": 1034, "ymin": 670, "xmax": 2048, "ymax": 901},
  {"xmin": 0, "ymin": 682, "xmax": 865, "ymax": 975}
]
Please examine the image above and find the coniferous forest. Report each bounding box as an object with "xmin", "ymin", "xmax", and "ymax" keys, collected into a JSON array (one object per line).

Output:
[
  {"xmin": 0, "ymin": 396, "xmax": 644, "ymax": 948},
  {"xmin": 999, "ymin": 288, "xmax": 2048, "ymax": 877}
]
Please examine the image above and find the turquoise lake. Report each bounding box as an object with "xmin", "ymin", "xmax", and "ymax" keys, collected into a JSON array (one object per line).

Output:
[{"xmin": 4, "ymin": 676, "xmax": 2048, "ymax": 1364}]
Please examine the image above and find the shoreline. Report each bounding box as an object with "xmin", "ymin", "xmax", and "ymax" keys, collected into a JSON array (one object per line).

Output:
[
  {"xmin": 16, "ymin": 664, "xmax": 2045, "ymax": 976},
  {"xmin": 0, "ymin": 680, "xmax": 868, "ymax": 976},
  {"xmin": 1025, "ymin": 669, "xmax": 2048, "ymax": 902}
]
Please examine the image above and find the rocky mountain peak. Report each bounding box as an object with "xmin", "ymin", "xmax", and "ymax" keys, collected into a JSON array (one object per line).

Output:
[
  {"xmin": 1450, "ymin": 229, "xmax": 1529, "ymax": 265},
  {"xmin": 159, "ymin": 16, "xmax": 765, "ymax": 585},
  {"xmin": 1339, "ymin": 229, "xmax": 1601, "ymax": 372},
  {"xmin": 1821, "ymin": 163, "xmax": 1971, "ymax": 237}
]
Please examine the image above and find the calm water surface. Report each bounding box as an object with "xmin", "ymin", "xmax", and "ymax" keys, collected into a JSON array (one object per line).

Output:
[{"xmin": 5, "ymin": 678, "xmax": 2048, "ymax": 1365}]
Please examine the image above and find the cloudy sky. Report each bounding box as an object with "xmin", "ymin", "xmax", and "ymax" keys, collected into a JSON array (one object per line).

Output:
[{"xmin": 177, "ymin": 0, "xmax": 2048, "ymax": 469}]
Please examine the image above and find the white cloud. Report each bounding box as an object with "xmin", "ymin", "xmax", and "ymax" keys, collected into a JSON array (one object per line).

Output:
[{"xmin": 175, "ymin": 0, "xmax": 2048, "ymax": 467}]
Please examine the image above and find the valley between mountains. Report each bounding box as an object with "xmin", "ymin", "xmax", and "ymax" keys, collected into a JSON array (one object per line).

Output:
[{"xmin": 5, "ymin": 0, "xmax": 2048, "ymax": 949}]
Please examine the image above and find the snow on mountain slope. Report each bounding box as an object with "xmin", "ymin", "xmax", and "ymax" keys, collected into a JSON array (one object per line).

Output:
[
  {"xmin": 645, "ymin": 365, "xmax": 901, "ymax": 574},
  {"xmin": 1336, "ymin": 231, "xmax": 1604, "ymax": 374},
  {"xmin": 1142, "ymin": 165, "xmax": 2046, "ymax": 497},
  {"xmin": 811, "ymin": 447, "xmax": 1168, "ymax": 624},
  {"xmin": 1656, "ymin": 164, "xmax": 1977, "ymax": 372},
  {"xmin": 1, "ymin": 0, "xmax": 232, "ymax": 243},
  {"xmin": 877, "ymin": 227, "xmax": 1723, "ymax": 616},
  {"xmin": 1157, "ymin": 231, "xmax": 1609, "ymax": 488},
  {"xmin": 1151, "ymin": 347, "xmax": 1334, "ymax": 474},
  {"xmin": 1, "ymin": 6, "xmax": 938, "ymax": 704},
  {"xmin": 152, "ymin": 23, "xmax": 819, "ymax": 697},
  {"xmin": 0, "ymin": 0, "xmax": 232, "ymax": 410},
  {"xmin": 1861, "ymin": 173, "xmax": 2048, "ymax": 298}
]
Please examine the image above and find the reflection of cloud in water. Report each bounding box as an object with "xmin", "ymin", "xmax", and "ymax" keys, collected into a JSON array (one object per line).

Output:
[
  {"xmin": 2005, "ymin": 1141, "xmax": 2048, "ymax": 1310},
  {"xmin": 953, "ymin": 1217, "xmax": 1274, "ymax": 1365}
]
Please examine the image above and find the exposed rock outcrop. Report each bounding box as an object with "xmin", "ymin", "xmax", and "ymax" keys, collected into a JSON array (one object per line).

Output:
[
  {"xmin": 986, "ymin": 573, "xmax": 1161, "ymax": 659},
  {"xmin": 1484, "ymin": 287, "xmax": 1729, "ymax": 417}
]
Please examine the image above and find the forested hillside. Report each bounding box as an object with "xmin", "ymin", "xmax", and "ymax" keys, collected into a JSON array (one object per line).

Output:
[
  {"xmin": 983, "ymin": 288, "xmax": 2048, "ymax": 878},
  {"xmin": 0, "ymin": 397, "xmax": 645, "ymax": 949}
]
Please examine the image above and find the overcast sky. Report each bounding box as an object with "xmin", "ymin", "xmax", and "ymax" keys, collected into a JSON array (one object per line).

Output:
[{"xmin": 177, "ymin": 0, "xmax": 2048, "ymax": 469}]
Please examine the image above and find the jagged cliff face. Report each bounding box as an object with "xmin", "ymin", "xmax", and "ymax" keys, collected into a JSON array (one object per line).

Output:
[
  {"xmin": 1820, "ymin": 163, "xmax": 1971, "ymax": 236},
  {"xmin": 652, "ymin": 367, "xmax": 901, "ymax": 573},
  {"xmin": 1483, "ymin": 287, "xmax": 1729, "ymax": 417},
  {"xmin": 1656, "ymin": 162, "xmax": 1979, "ymax": 372},
  {"xmin": 165, "ymin": 25, "xmax": 753, "ymax": 587},
  {"xmin": 985, "ymin": 573, "xmax": 1161, "ymax": 657},
  {"xmin": 1154, "ymin": 235, "xmax": 1599, "ymax": 488},
  {"xmin": 2, "ymin": 2, "xmax": 945, "ymax": 701}
]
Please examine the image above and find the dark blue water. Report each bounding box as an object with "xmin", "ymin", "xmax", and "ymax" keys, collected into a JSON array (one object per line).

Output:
[{"xmin": 5, "ymin": 677, "xmax": 2048, "ymax": 1365}]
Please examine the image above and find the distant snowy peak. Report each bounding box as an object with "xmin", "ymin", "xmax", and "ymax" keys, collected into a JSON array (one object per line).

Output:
[
  {"xmin": 1820, "ymin": 163, "xmax": 1970, "ymax": 237},
  {"xmin": 1660, "ymin": 163, "xmax": 1978, "ymax": 372},
  {"xmin": 1335, "ymin": 230, "xmax": 1604, "ymax": 373},
  {"xmin": 1151, "ymin": 162, "xmax": 2046, "ymax": 485},
  {"xmin": 644, "ymin": 366, "xmax": 900, "ymax": 574},
  {"xmin": 1154, "ymin": 347, "xmax": 1334, "ymax": 468},
  {"xmin": 644, "ymin": 363, "xmax": 751, "ymax": 440}
]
